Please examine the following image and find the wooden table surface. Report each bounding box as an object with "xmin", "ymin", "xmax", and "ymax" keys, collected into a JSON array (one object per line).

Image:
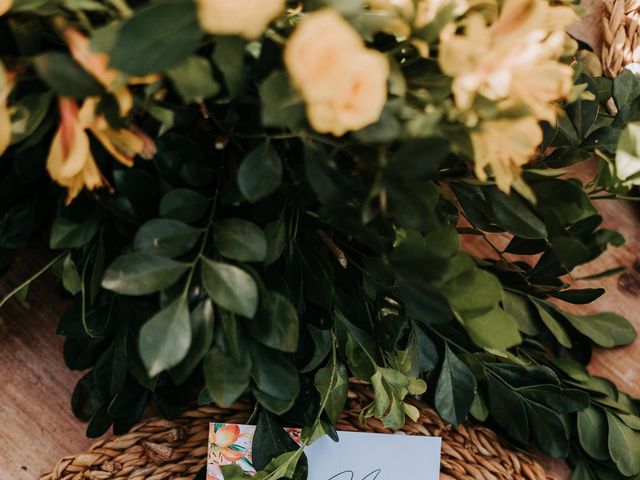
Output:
[{"xmin": 0, "ymin": 173, "xmax": 638, "ymax": 480}]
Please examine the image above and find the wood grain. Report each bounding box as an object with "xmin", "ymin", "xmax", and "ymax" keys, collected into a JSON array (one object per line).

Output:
[
  {"xmin": 0, "ymin": 244, "xmax": 92, "ymax": 480},
  {"xmin": 0, "ymin": 169, "xmax": 638, "ymax": 479}
]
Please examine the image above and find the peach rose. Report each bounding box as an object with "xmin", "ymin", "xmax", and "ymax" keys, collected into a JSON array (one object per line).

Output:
[
  {"xmin": 196, "ymin": 0, "xmax": 285, "ymax": 39},
  {"xmin": 285, "ymin": 9, "xmax": 389, "ymax": 136},
  {"xmin": 306, "ymin": 50, "xmax": 389, "ymax": 137},
  {"xmin": 0, "ymin": 0, "xmax": 11, "ymax": 16},
  {"xmin": 285, "ymin": 9, "xmax": 364, "ymax": 102}
]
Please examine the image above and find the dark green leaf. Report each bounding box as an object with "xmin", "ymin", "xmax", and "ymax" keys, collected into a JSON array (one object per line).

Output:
[
  {"xmin": 33, "ymin": 52, "xmax": 103, "ymax": 98},
  {"xmin": 248, "ymin": 292, "xmax": 299, "ymax": 353},
  {"xmin": 464, "ymin": 307, "xmax": 522, "ymax": 350},
  {"xmin": 109, "ymin": 1, "xmax": 202, "ymax": 75},
  {"xmin": 139, "ymin": 296, "xmax": 191, "ymax": 377},
  {"xmin": 301, "ymin": 325, "xmax": 332, "ymax": 373},
  {"xmin": 201, "ymin": 257, "xmax": 258, "ymax": 318},
  {"xmin": 214, "ymin": 219, "xmax": 267, "ymax": 262},
  {"xmin": 607, "ymin": 412, "xmax": 640, "ymax": 476},
  {"xmin": 250, "ymin": 342, "xmax": 300, "ymax": 414},
  {"xmin": 253, "ymin": 411, "xmax": 302, "ymax": 471},
  {"xmin": 484, "ymin": 187, "xmax": 547, "ymax": 239},
  {"xmin": 238, "ymin": 142, "xmax": 283, "ymax": 203},
  {"xmin": 563, "ymin": 312, "xmax": 637, "ymax": 348},
  {"xmin": 170, "ymin": 299, "xmax": 215, "ymax": 384},
  {"xmin": 166, "ymin": 56, "xmax": 220, "ymax": 103},
  {"xmin": 50, "ymin": 216, "xmax": 99, "ymax": 249},
  {"xmin": 501, "ymin": 291, "xmax": 539, "ymax": 336},
  {"xmin": 86, "ymin": 406, "xmax": 112, "ymax": 438},
  {"xmin": 387, "ymin": 137, "xmax": 450, "ymax": 179},
  {"xmin": 62, "ymin": 254, "xmax": 82, "ymax": 295},
  {"xmin": 154, "ymin": 133, "xmax": 205, "ymax": 182},
  {"xmin": 264, "ymin": 219, "xmax": 287, "ymax": 266},
  {"xmin": 581, "ymin": 127, "xmax": 621, "ymax": 154},
  {"xmin": 102, "ymin": 253, "xmax": 189, "ymax": 296},
  {"xmin": 203, "ymin": 346, "xmax": 251, "ymax": 407},
  {"xmin": 315, "ymin": 360, "xmax": 349, "ymax": 423},
  {"xmin": 442, "ymin": 267, "xmax": 503, "ymax": 318},
  {"xmin": 613, "ymin": 68, "xmax": 640, "ymax": 109},
  {"xmin": 550, "ymin": 288, "xmax": 605, "ymax": 304},
  {"xmin": 134, "ymin": 218, "xmax": 201, "ymax": 257},
  {"xmin": 259, "ymin": 71, "xmax": 304, "ymax": 128},
  {"xmin": 159, "ymin": 189, "xmax": 210, "ymax": 223},
  {"xmin": 435, "ymin": 345, "xmax": 477, "ymax": 426},
  {"xmin": 212, "ymin": 36, "xmax": 247, "ymax": 99},
  {"xmin": 406, "ymin": 324, "xmax": 438, "ymax": 376},
  {"xmin": 518, "ymin": 385, "xmax": 589, "ymax": 412},
  {"xmin": 487, "ymin": 376, "xmax": 529, "ymax": 444},
  {"xmin": 526, "ymin": 401, "xmax": 569, "ymax": 458},
  {"xmin": 567, "ymin": 74, "xmax": 599, "ymax": 140},
  {"xmin": 578, "ymin": 406, "xmax": 610, "ymax": 460},
  {"xmin": 398, "ymin": 280, "xmax": 453, "ymax": 325},
  {"xmin": 531, "ymin": 299, "xmax": 572, "ymax": 348}
]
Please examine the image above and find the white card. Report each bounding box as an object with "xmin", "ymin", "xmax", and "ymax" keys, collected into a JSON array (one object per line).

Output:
[
  {"xmin": 305, "ymin": 431, "xmax": 441, "ymax": 480},
  {"xmin": 207, "ymin": 423, "xmax": 441, "ymax": 480}
]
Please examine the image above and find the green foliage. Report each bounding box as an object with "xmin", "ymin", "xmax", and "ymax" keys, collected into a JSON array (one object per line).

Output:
[{"xmin": 109, "ymin": 0, "xmax": 202, "ymax": 75}]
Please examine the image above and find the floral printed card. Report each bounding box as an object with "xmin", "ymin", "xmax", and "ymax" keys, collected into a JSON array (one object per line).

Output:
[{"xmin": 208, "ymin": 423, "xmax": 441, "ymax": 480}]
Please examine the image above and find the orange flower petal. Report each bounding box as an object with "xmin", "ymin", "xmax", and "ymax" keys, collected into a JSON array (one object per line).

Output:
[
  {"xmin": 64, "ymin": 27, "xmax": 117, "ymax": 88},
  {"xmin": 47, "ymin": 99, "xmax": 92, "ymax": 180},
  {"xmin": 214, "ymin": 424, "xmax": 240, "ymax": 448},
  {"xmin": 220, "ymin": 447, "xmax": 245, "ymax": 463}
]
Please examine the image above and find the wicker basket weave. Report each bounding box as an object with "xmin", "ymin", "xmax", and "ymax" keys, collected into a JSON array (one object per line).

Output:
[
  {"xmin": 40, "ymin": 385, "xmax": 553, "ymax": 480},
  {"xmin": 602, "ymin": 0, "xmax": 640, "ymax": 77}
]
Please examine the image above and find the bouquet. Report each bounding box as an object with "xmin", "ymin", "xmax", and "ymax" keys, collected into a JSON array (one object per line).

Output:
[{"xmin": 1, "ymin": 0, "xmax": 640, "ymax": 477}]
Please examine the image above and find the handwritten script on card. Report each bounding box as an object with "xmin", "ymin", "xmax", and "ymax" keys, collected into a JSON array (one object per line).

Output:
[{"xmin": 207, "ymin": 424, "xmax": 441, "ymax": 480}]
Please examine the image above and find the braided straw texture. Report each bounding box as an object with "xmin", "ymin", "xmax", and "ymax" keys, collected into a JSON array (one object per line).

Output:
[
  {"xmin": 40, "ymin": 384, "xmax": 553, "ymax": 480},
  {"xmin": 602, "ymin": 0, "xmax": 640, "ymax": 77}
]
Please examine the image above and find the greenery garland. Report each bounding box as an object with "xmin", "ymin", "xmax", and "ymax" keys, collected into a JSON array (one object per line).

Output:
[{"xmin": 1, "ymin": 0, "xmax": 640, "ymax": 478}]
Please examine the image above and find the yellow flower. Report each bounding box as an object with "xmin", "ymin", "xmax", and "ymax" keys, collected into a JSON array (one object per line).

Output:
[
  {"xmin": 438, "ymin": 0, "xmax": 576, "ymax": 116},
  {"xmin": 438, "ymin": 0, "xmax": 576, "ymax": 191},
  {"xmin": 0, "ymin": 0, "xmax": 11, "ymax": 15},
  {"xmin": 285, "ymin": 9, "xmax": 389, "ymax": 136},
  {"xmin": 47, "ymin": 97, "xmax": 156, "ymax": 203},
  {"xmin": 47, "ymin": 98, "xmax": 104, "ymax": 203},
  {"xmin": 63, "ymin": 27, "xmax": 133, "ymax": 116},
  {"xmin": 196, "ymin": 0, "xmax": 285, "ymax": 39},
  {"xmin": 471, "ymin": 116, "xmax": 543, "ymax": 192},
  {"xmin": 0, "ymin": 61, "xmax": 14, "ymax": 156}
]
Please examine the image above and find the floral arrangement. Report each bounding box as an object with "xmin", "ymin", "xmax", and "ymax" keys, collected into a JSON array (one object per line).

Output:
[{"xmin": 1, "ymin": 0, "xmax": 640, "ymax": 478}]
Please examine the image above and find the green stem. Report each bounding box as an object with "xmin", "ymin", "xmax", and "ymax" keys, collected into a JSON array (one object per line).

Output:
[
  {"xmin": 261, "ymin": 332, "xmax": 338, "ymax": 480},
  {"xmin": 590, "ymin": 194, "xmax": 640, "ymax": 201},
  {"xmin": 80, "ymin": 246, "xmax": 98, "ymax": 338},
  {"xmin": 0, "ymin": 252, "xmax": 66, "ymax": 309},
  {"xmin": 184, "ymin": 176, "xmax": 221, "ymax": 296}
]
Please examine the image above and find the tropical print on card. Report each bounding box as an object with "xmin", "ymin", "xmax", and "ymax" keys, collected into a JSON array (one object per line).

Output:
[{"xmin": 207, "ymin": 423, "xmax": 302, "ymax": 480}]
